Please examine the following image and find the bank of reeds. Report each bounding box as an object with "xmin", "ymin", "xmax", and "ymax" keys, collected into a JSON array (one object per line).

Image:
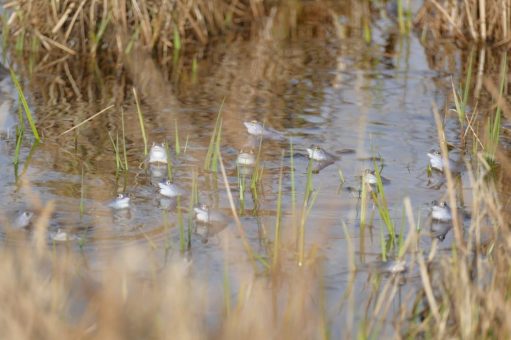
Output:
[
  {"xmin": 3, "ymin": 0, "xmax": 266, "ymax": 58},
  {"xmin": 1, "ymin": 0, "xmax": 269, "ymax": 103},
  {"xmin": 415, "ymin": 0, "xmax": 511, "ymax": 46}
]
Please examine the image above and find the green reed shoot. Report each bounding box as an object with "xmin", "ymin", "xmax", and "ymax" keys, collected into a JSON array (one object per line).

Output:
[
  {"xmin": 272, "ymin": 151, "xmax": 285, "ymax": 268},
  {"xmin": 397, "ymin": 207, "xmax": 406, "ymax": 256},
  {"xmin": 289, "ymin": 139, "xmax": 296, "ymax": 214},
  {"xmin": 298, "ymin": 159, "xmax": 318, "ymax": 266},
  {"xmin": 304, "ymin": 158, "xmax": 314, "ymax": 203},
  {"xmin": 28, "ymin": 35, "xmax": 39, "ymax": 75},
  {"xmin": 173, "ymin": 24, "xmax": 181, "ymax": 65},
  {"xmin": 338, "ymin": 168, "xmax": 345, "ymax": 186},
  {"xmin": 13, "ymin": 106, "xmax": 25, "ymax": 167},
  {"xmin": 108, "ymin": 131, "xmax": 121, "ymax": 172},
  {"xmin": 237, "ymin": 167, "xmax": 246, "ymax": 214},
  {"xmin": 462, "ymin": 49, "xmax": 474, "ymax": 115},
  {"xmin": 178, "ymin": 196, "xmax": 185, "ymax": 253},
  {"xmin": 2, "ymin": 13, "xmax": 9, "ymax": 62},
  {"xmin": 237, "ymin": 167, "xmax": 244, "ymax": 211},
  {"xmin": 250, "ymin": 136, "xmax": 264, "ymax": 194},
  {"xmin": 164, "ymin": 142, "xmax": 173, "ymax": 181},
  {"xmin": 187, "ymin": 169, "xmax": 198, "ymax": 249},
  {"xmin": 173, "ymin": 24, "xmax": 181, "ymax": 51},
  {"xmin": 223, "ymin": 259, "xmax": 231, "ymax": 317},
  {"xmin": 9, "ymin": 68, "xmax": 40, "ymax": 142},
  {"xmin": 360, "ymin": 173, "xmax": 368, "ymax": 227},
  {"xmin": 397, "ymin": 0, "xmax": 405, "ymax": 34},
  {"xmin": 80, "ymin": 166, "xmax": 85, "ymax": 217},
  {"xmin": 486, "ymin": 52, "xmax": 507, "ymax": 161},
  {"xmin": 380, "ymin": 227, "xmax": 387, "ymax": 262},
  {"xmin": 90, "ymin": 15, "xmax": 110, "ymax": 56},
  {"xmin": 210, "ymin": 120, "xmax": 223, "ymax": 172},
  {"xmin": 15, "ymin": 29, "xmax": 24, "ymax": 55},
  {"xmin": 125, "ymin": 27, "xmax": 140, "ymax": 54},
  {"xmin": 452, "ymin": 82, "xmax": 463, "ymax": 126},
  {"xmin": 107, "ymin": 131, "xmax": 123, "ymax": 173},
  {"xmin": 452, "ymin": 48, "xmax": 474, "ymax": 126},
  {"xmin": 17, "ymin": 140, "xmax": 39, "ymax": 182},
  {"xmin": 174, "ymin": 119, "xmax": 180, "ymax": 155},
  {"xmin": 298, "ymin": 188, "xmax": 320, "ymax": 267},
  {"xmin": 121, "ymin": 109, "xmax": 129, "ymax": 171},
  {"xmin": 363, "ymin": 16, "xmax": 371, "ymax": 44},
  {"xmin": 133, "ymin": 88, "xmax": 148, "ymax": 156},
  {"xmin": 204, "ymin": 103, "xmax": 223, "ymax": 171},
  {"xmin": 371, "ymin": 160, "xmax": 395, "ymax": 239},
  {"xmin": 192, "ymin": 56, "xmax": 198, "ymax": 83},
  {"xmin": 183, "ymin": 135, "xmax": 190, "ymax": 153},
  {"xmin": 115, "ymin": 132, "xmax": 122, "ymax": 172}
]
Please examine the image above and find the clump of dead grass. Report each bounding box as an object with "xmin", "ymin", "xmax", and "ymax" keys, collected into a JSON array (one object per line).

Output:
[{"xmin": 415, "ymin": 0, "xmax": 511, "ymax": 47}]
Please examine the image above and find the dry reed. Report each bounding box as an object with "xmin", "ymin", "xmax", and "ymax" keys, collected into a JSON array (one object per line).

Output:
[{"xmin": 416, "ymin": 0, "xmax": 511, "ymax": 46}]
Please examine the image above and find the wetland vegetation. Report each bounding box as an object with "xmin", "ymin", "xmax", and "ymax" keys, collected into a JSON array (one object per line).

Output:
[{"xmin": 0, "ymin": 0, "xmax": 510, "ymax": 338}]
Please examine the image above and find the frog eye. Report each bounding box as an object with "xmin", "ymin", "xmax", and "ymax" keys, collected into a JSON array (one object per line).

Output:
[
  {"xmin": 117, "ymin": 193, "xmax": 124, "ymax": 199},
  {"xmin": 23, "ymin": 212, "xmax": 31, "ymax": 217}
]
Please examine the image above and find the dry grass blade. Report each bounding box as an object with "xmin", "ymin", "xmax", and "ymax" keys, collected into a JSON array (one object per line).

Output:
[
  {"xmin": 416, "ymin": 0, "xmax": 511, "ymax": 45},
  {"xmin": 58, "ymin": 105, "xmax": 114, "ymax": 136},
  {"xmin": 432, "ymin": 102, "xmax": 465, "ymax": 252},
  {"xmin": 34, "ymin": 30, "xmax": 76, "ymax": 55},
  {"xmin": 484, "ymin": 77, "xmax": 511, "ymax": 120},
  {"xmin": 218, "ymin": 153, "xmax": 264, "ymax": 268}
]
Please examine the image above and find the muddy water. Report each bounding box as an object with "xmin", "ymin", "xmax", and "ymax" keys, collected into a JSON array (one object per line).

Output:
[{"xmin": 0, "ymin": 4, "xmax": 476, "ymax": 335}]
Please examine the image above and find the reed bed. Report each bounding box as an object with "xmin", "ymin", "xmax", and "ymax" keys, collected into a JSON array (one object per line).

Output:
[{"xmin": 415, "ymin": 0, "xmax": 511, "ymax": 46}]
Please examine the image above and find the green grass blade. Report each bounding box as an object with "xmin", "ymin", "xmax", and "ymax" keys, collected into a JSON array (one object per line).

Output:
[
  {"xmin": 272, "ymin": 151, "xmax": 284, "ymax": 268},
  {"xmin": 133, "ymin": 88, "xmax": 147, "ymax": 156},
  {"xmin": 164, "ymin": 143, "xmax": 173, "ymax": 181},
  {"xmin": 174, "ymin": 119, "xmax": 180, "ymax": 156},
  {"xmin": 121, "ymin": 109, "xmax": 129, "ymax": 171},
  {"xmin": 9, "ymin": 68, "xmax": 40, "ymax": 142}
]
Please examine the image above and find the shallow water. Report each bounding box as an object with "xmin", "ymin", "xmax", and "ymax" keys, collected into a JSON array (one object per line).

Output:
[{"xmin": 0, "ymin": 2, "xmax": 487, "ymax": 335}]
